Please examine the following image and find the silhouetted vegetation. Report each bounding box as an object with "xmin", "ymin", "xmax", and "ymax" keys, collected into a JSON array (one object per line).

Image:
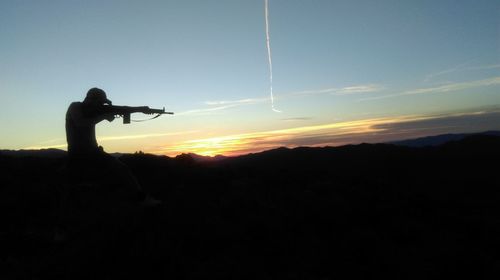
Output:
[{"xmin": 1, "ymin": 134, "xmax": 500, "ymax": 279}]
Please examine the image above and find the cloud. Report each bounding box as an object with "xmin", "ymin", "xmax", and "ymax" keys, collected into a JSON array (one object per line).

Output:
[
  {"xmin": 292, "ymin": 84, "xmax": 383, "ymax": 96},
  {"xmin": 158, "ymin": 107, "xmax": 500, "ymax": 156},
  {"xmin": 371, "ymin": 110, "xmax": 500, "ymax": 134},
  {"xmin": 467, "ymin": 64, "xmax": 500, "ymax": 71},
  {"xmin": 97, "ymin": 131, "xmax": 198, "ymax": 141},
  {"xmin": 23, "ymin": 143, "xmax": 68, "ymax": 150},
  {"xmin": 360, "ymin": 76, "xmax": 500, "ymax": 101},
  {"xmin": 204, "ymin": 97, "xmax": 268, "ymax": 106},
  {"xmin": 333, "ymin": 84, "xmax": 384, "ymax": 95},
  {"xmin": 291, "ymin": 87, "xmax": 338, "ymax": 96},
  {"xmin": 38, "ymin": 138, "xmax": 65, "ymax": 144},
  {"xmin": 424, "ymin": 61, "xmax": 471, "ymax": 82},
  {"xmin": 176, "ymin": 84, "xmax": 384, "ymax": 117},
  {"xmin": 281, "ymin": 117, "xmax": 313, "ymax": 121},
  {"xmin": 23, "ymin": 130, "xmax": 197, "ymax": 150},
  {"xmin": 424, "ymin": 62, "xmax": 500, "ymax": 82},
  {"xmin": 177, "ymin": 96, "xmax": 275, "ymax": 116},
  {"xmin": 175, "ymin": 105, "xmax": 238, "ymax": 116}
]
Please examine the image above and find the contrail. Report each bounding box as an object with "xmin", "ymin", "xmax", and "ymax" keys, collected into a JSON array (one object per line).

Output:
[{"xmin": 264, "ymin": 0, "xmax": 281, "ymax": 113}]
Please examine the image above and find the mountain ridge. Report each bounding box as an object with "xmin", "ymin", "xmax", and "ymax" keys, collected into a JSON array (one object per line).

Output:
[
  {"xmin": 2, "ymin": 132, "xmax": 500, "ymax": 279},
  {"xmin": 2, "ymin": 130, "xmax": 499, "ymax": 159},
  {"xmin": 388, "ymin": 130, "xmax": 500, "ymax": 147}
]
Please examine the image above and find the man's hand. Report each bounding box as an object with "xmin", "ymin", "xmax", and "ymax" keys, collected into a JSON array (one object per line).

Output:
[{"xmin": 105, "ymin": 113, "xmax": 115, "ymax": 122}]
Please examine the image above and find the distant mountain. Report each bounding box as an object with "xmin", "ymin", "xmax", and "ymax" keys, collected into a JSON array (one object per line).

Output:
[
  {"xmin": 175, "ymin": 153, "xmax": 228, "ymax": 163},
  {"xmin": 2, "ymin": 131, "xmax": 499, "ymax": 159},
  {"xmin": 0, "ymin": 148, "xmax": 67, "ymax": 158},
  {"xmin": 388, "ymin": 131, "xmax": 500, "ymax": 147}
]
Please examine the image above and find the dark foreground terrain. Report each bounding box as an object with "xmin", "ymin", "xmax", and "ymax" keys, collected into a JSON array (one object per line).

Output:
[{"xmin": 1, "ymin": 134, "xmax": 500, "ymax": 279}]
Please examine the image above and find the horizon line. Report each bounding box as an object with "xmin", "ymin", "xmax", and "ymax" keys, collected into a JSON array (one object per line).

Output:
[{"xmin": 6, "ymin": 128, "xmax": 499, "ymax": 158}]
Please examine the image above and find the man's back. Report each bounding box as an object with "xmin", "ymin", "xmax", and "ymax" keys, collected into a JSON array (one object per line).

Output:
[{"xmin": 65, "ymin": 102, "xmax": 100, "ymax": 157}]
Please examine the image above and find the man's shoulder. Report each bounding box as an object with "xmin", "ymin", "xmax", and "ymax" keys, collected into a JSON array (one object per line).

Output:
[
  {"xmin": 69, "ymin": 101, "xmax": 83, "ymax": 107},
  {"xmin": 67, "ymin": 102, "xmax": 83, "ymax": 111}
]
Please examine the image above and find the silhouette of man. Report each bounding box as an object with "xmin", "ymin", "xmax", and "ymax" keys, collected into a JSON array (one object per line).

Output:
[
  {"xmin": 65, "ymin": 87, "xmax": 160, "ymax": 205},
  {"xmin": 66, "ymin": 87, "xmax": 114, "ymax": 157}
]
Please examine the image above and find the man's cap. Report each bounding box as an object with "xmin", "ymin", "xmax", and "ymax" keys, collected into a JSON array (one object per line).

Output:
[{"xmin": 85, "ymin": 87, "xmax": 111, "ymax": 105}]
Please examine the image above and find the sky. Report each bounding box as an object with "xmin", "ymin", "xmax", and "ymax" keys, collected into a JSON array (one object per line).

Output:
[{"xmin": 1, "ymin": 0, "xmax": 499, "ymax": 156}]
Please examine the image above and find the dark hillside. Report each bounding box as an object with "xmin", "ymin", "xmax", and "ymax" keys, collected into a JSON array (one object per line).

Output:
[
  {"xmin": 389, "ymin": 130, "xmax": 500, "ymax": 147},
  {"xmin": 1, "ymin": 135, "xmax": 500, "ymax": 279}
]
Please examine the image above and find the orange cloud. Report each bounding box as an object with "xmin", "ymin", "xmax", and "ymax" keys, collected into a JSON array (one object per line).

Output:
[{"xmin": 153, "ymin": 115, "xmax": 436, "ymax": 157}]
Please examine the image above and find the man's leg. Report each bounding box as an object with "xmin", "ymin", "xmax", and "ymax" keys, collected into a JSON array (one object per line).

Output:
[{"xmin": 103, "ymin": 154, "xmax": 160, "ymax": 206}]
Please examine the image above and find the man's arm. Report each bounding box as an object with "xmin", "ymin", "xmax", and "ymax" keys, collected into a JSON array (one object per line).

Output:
[{"xmin": 68, "ymin": 103, "xmax": 115, "ymax": 127}]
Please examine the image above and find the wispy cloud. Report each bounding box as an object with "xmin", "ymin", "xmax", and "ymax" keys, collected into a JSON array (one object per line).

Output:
[
  {"xmin": 360, "ymin": 76, "xmax": 500, "ymax": 101},
  {"xmin": 38, "ymin": 138, "xmax": 65, "ymax": 145},
  {"xmin": 23, "ymin": 143, "xmax": 68, "ymax": 150},
  {"xmin": 175, "ymin": 105, "xmax": 238, "ymax": 116},
  {"xmin": 281, "ymin": 117, "xmax": 313, "ymax": 121},
  {"xmin": 291, "ymin": 87, "xmax": 337, "ymax": 96},
  {"xmin": 424, "ymin": 62, "xmax": 500, "ymax": 82},
  {"xmin": 424, "ymin": 61, "xmax": 471, "ymax": 82},
  {"xmin": 467, "ymin": 64, "xmax": 500, "ymax": 71},
  {"xmin": 98, "ymin": 131, "xmax": 197, "ymax": 141},
  {"xmin": 292, "ymin": 84, "xmax": 383, "ymax": 96},
  {"xmin": 204, "ymin": 97, "xmax": 268, "ymax": 106},
  {"xmin": 176, "ymin": 97, "xmax": 271, "ymax": 116},
  {"xmin": 23, "ymin": 130, "xmax": 197, "ymax": 150},
  {"xmin": 334, "ymin": 84, "xmax": 383, "ymax": 95},
  {"xmin": 177, "ymin": 84, "xmax": 383, "ymax": 116}
]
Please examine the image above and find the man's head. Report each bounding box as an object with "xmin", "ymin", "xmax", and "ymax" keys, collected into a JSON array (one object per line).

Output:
[{"xmin": 84, "ymin": 88, "xmax": 112, "ymax": 105}]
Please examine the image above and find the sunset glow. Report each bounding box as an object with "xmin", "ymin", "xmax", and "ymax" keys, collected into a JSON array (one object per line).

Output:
[
  {"xmin": 153, "ymin": 110, "xmax": 496, "ymax": 157},
  {"xmin": 1, "ymin": 1, "xmax": 499, "ymax": 155}
]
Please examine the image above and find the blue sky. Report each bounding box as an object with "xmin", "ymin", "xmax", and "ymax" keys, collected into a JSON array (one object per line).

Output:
[{"xmin": 1, "ymin": 0, "xmax": 499, "ymax": 155}]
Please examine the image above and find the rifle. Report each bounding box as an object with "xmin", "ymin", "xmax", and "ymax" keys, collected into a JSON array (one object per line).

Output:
[{"xmin": 102, "ymin": 105, "xmax": 174, "ymax": 124}]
